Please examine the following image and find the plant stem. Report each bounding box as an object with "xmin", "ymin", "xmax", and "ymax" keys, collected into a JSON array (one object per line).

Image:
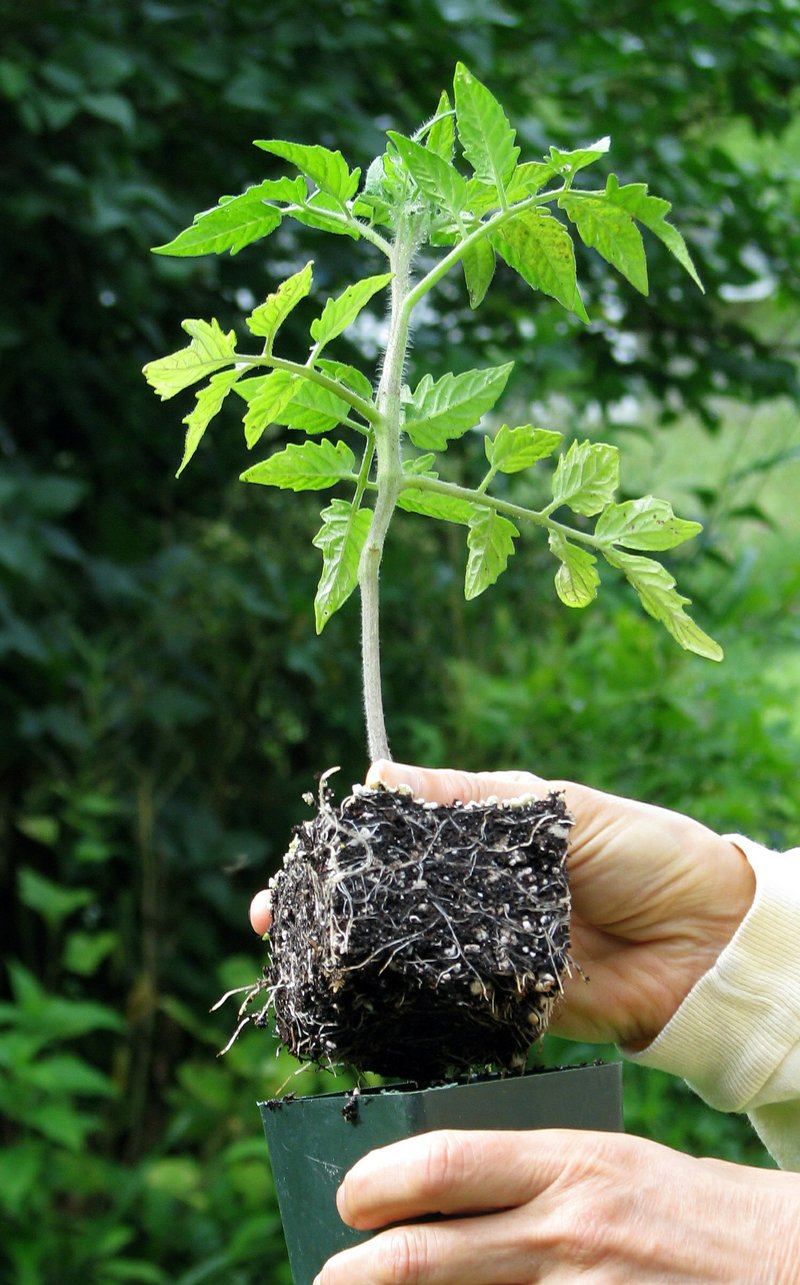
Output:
[
  {"xmin": 359, "ymin": 221, "xmax": 417, "ymax": 763},
  {"xmin": 283, "ymin": 203, "xmax": 393, "ymax": 257},
  {"xmin": 402, "ymin": 186, "xmax": 563, "ymax": 319},
  {"xmin": 355, "ymin": 185, "xmax": 585, "ymax": 761},
  {"xmin": 235, "ymin": 353, "xmax": 381, "ymax": 426},
  {"xmin": 397, "ymin": 473, "xmax": 608, "ymax": 550}
]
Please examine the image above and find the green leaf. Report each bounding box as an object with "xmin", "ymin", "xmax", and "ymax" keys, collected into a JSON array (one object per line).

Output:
[
  {"xmin": 604, "ymin": 549, "xmax": 723, "ymax": 661},
  {"xmin": 275, "ymin": 380, "xmax": 351, "ymax": 435},
  {"xmin": 310, "ymin": 273, "xmax": 393, "ymax": 351},
  {"xmin": 387, "ymin": 131, "xmax": 468, "ymax": 219},
  {"xmin": 464, "ymin": 178, "xmax": 504, "ymax": 218},
  {"xmin": 429, "ymin": 222, "xmax": 461, "ymax": 249},
  {"xmin": 142, "ymin": 319, "xmax": 237, "ymax": 400},
  {"xmin": 465, "ymin": 508, "xmax": 518, "ymax": 599},
  {"xmin": 22, "ymin": 1100, "xmax": 97, "ymax": 1151},
  {"xmin": 548, "ymin": 137, "xmax": 610, "ymax": 178},
  {"xmin": 243, "ymin": 370, "xmax": 297, "ymax": 447},
  {"xmin": 0, "ymin": 1143, "xmax": 43, "ymax": 1219},
  {"xmin": 404, "ymin": 362, "xmax": 513, "ymax": 451},
  {"xmin": 6, "ymin": 961, "xmax": 123, "ymax": 1035},
  {"xmin": 352, "ymin": 189, "xmax": 394, "ymax": 228},
  {"xmin": 312, "ymin": 500, "xmax": 373, "ymax": 632},
  {"xmin": 602, "ymin": 174, "xmax": 703, "ymax": 290},
  {"xmin": 83, "ymin": 91, "xmax": 136, "ymax": 133},
  {"xmin": 490, "ymin": 209, "xmax": 590, "ymax": 323},
  {"xmin": 63, "ymin": 930, "xmax": 119, "ymax": 977},
  {"xmin": 425, "ymin": 91, "xmax": 455, "ymax": 162},
  {"xmin": 363, "ymin": 155, "xmax": 385, "ymax": 193},
  {"xmin": 27, "ymin": 1052, "xmax": 116, "ymax": 1096},
  {"xmin": 241, "ymin": 439, "xmax": 355, "ymax": 490},
  {"xmin": 505, "ymin": 161, "xmax": 560, "ymax": 201},
  {"xmin": 232, "ymin": 375, "xmax": 270, "ymax": 402},
  {"xmin": 453, "ymin": 63, "xmax": 520, "ymax": 192},
  {"xmin": 253, "ymin": 139, "xmax": 360, "ymax": 203},
  {"xmin": 397, "ymin": 487, "xmax": 476, "ymax": 524},
  {"xmin": 288, "ymin": 190, "xmax": 362, "ymax": 239},
  {"xmin": 402, "ymin": 453, "xmax": 437, "ymax": 476},
  {"xmin": 548, "ymin": 531, "xmax": 600, "ymax": 607},
  {"xmin": 462, "ymin": 164, "xmax": 558, "ymax": 217},
  {"xmin": 595, "ymin": 497, "xmax": 702, "ymax": 551},
  {"xmin": 246, "ymin": 261, "xmax": 313, "ymax": 350},
  {"xmin": 16, "ymin": 814, "xmax": 59, "ymax": 846},
  {"xmin": 178, "ymin": 368, "xmax": 241, "ymax": 476},
  {"xmin": 486, "ymin": 424, "xmax": 562, "ymax": 473},
  {"xmin": 234, "ymin": 374, "xmax": 350, "ymax": 434},
  {"xmin": 152, "ymin": 185, "xmax": 290, "ymax": 257},
  {"xmin": 314, "ymin": 359, "xmax": 375, "ymax": 403},
  {"xmin": 355, "ymin": 150, "xmax": 404, "ymax": 225},
  {"xmin": 552, "ymin": 440, "xmax": 619, "ymax": 515},
  {"xmin": 18, "ymin": 867, "xmax": 92, "ymax": 928},
  {"xmin": 462, "ymin": 236, "xmax": 496, "ymax": 309},
  {"xmin": 558, "ymin": 193, "xmax": 648, "ymax": 295},
  {"xmin": 242, "ymin": 176, "xmax": 310, "ymax": 203},
  {"xmin": 100, "ymin": 1260, "xmax": 168, "ymax": 1284}
]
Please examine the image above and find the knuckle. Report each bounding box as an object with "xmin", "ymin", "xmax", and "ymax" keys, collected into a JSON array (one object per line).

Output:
[
  {"xmin": 567, "ymin": 1204, "xmax": 608, "ymax": 1266},
  {"xmin": 542, "ymin": 1134, "xmax": 635, "ymax": 1268},
  {"xmin": 543, "ymin": 1200, "xmax": 608, "ymax": 1269},
  {"xmin": 439, "ymin": 768, "xmax": 473, "ymax": 803},
  {"xmin": 499, "ymin": 769, "xmax": 540, "ymax": 789},
  {"xmin": 376, "ymin": 1225, "xmax": 430, "ymax": 1285},
  {"xmin": 420, "ymin": 1129, "xmax": 465, "ymax": 1200}
]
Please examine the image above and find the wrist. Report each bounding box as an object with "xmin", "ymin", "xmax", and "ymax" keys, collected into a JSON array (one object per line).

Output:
[
  {"xmin": 624, "ymin": 837, "xmax": 800, "ymax": 1120},
  {"xmin": 622, "ymin": 835, "xmax": 756, "ymax": 1053},
  {"xmin": 691, "ymin": 837, "xmax": 756, "ymax": 980}
]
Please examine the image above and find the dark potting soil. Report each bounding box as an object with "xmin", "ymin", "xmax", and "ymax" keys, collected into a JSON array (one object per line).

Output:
[{"xmin": 250, "ymin": 781, "xmax": 573, "ymax": 1084}]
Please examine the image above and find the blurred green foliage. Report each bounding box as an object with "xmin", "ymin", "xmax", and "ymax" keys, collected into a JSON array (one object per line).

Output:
[{"xmin": 1, "ymin": 0, "xmax": 798, "ymax": 1279}]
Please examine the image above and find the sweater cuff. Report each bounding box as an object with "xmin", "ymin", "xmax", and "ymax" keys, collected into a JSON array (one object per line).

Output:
[{"xmin": 624, "ymin": 837, "xmax": 800, "ymax": 1112}]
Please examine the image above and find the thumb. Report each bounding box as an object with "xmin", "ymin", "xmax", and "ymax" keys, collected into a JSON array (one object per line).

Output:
[
  {"xmin": 249, "ymin": 889, "xmax": 272, "ymax": 935},
  {"xmin": 366, "ymin": 759, "xmax": 548, "ymax": 806}
]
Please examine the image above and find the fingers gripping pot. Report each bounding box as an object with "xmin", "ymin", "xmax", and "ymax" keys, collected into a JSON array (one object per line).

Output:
[
  {"xmin": 260, "ymin": 1064, "xmax": 624, "ymax": 1285},
  {"xmin": 258, "ymin": 782, "xmax": 574, "ymax": 1081}
]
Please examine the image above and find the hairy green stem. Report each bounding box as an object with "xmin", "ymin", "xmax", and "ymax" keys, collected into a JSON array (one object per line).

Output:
[
  {"xmin": 359, "ymin": 222, "xmax": 417, "ymax": 762},
  {"xmin": 354, "ymin": 432, "xmax": 376, "ymax": 507},
  {"xmin": 354, "ymin": 184, "xmax": 589, "ymax": 761}
]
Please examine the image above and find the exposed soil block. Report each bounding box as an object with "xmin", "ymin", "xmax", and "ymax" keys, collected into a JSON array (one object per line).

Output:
[{"xmin": 253, "ymin": 781, "xmax": 573, "ymax": 1083}]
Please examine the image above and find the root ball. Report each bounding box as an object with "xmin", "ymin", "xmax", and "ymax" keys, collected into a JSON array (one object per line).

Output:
[{"xmin": 259, "ymin": 783, "xmax": 573, "ymax": 1082}]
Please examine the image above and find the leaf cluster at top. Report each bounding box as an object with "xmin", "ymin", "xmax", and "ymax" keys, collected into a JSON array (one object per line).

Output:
[
  {"xmin": 150, "ymin": 63, "xmax": 701, "ymax": 310},
  {"xmin": 143, "ymin": 62, "xmax": 720, "ymax": 662}
]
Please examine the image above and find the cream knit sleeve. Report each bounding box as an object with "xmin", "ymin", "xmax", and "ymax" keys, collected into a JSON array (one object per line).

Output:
[{"xmin": 624, "ymin": 836, "xmax": 800, "ymax": 1171}]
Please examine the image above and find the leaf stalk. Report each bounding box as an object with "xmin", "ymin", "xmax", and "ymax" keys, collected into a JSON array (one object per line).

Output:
[
  {"xmin": 237, "ymin": 353, "xmax": 382, "ymax": 426},
  {"xmin": 397, "ymin": 473, "xmax": 607, "ymax": 550}
]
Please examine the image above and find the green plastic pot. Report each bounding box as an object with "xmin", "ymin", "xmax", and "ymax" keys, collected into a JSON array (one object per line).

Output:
[{"xmin": 260, "ymin": 1061, "xmax": 623, "ymax": 1285}]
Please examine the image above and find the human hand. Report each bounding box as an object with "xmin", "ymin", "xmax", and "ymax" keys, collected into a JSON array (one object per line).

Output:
[
  {"xmin": 249, "ymin": 760, "xmax": 754, "ymax": 1049},
  {"xmin": 358, "ymin": 762, "xmax": 755, "ymax": 1050},
  {"xmin": 316, "ymin": 1128, "xmax": 800, "ymax": 1284}
]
